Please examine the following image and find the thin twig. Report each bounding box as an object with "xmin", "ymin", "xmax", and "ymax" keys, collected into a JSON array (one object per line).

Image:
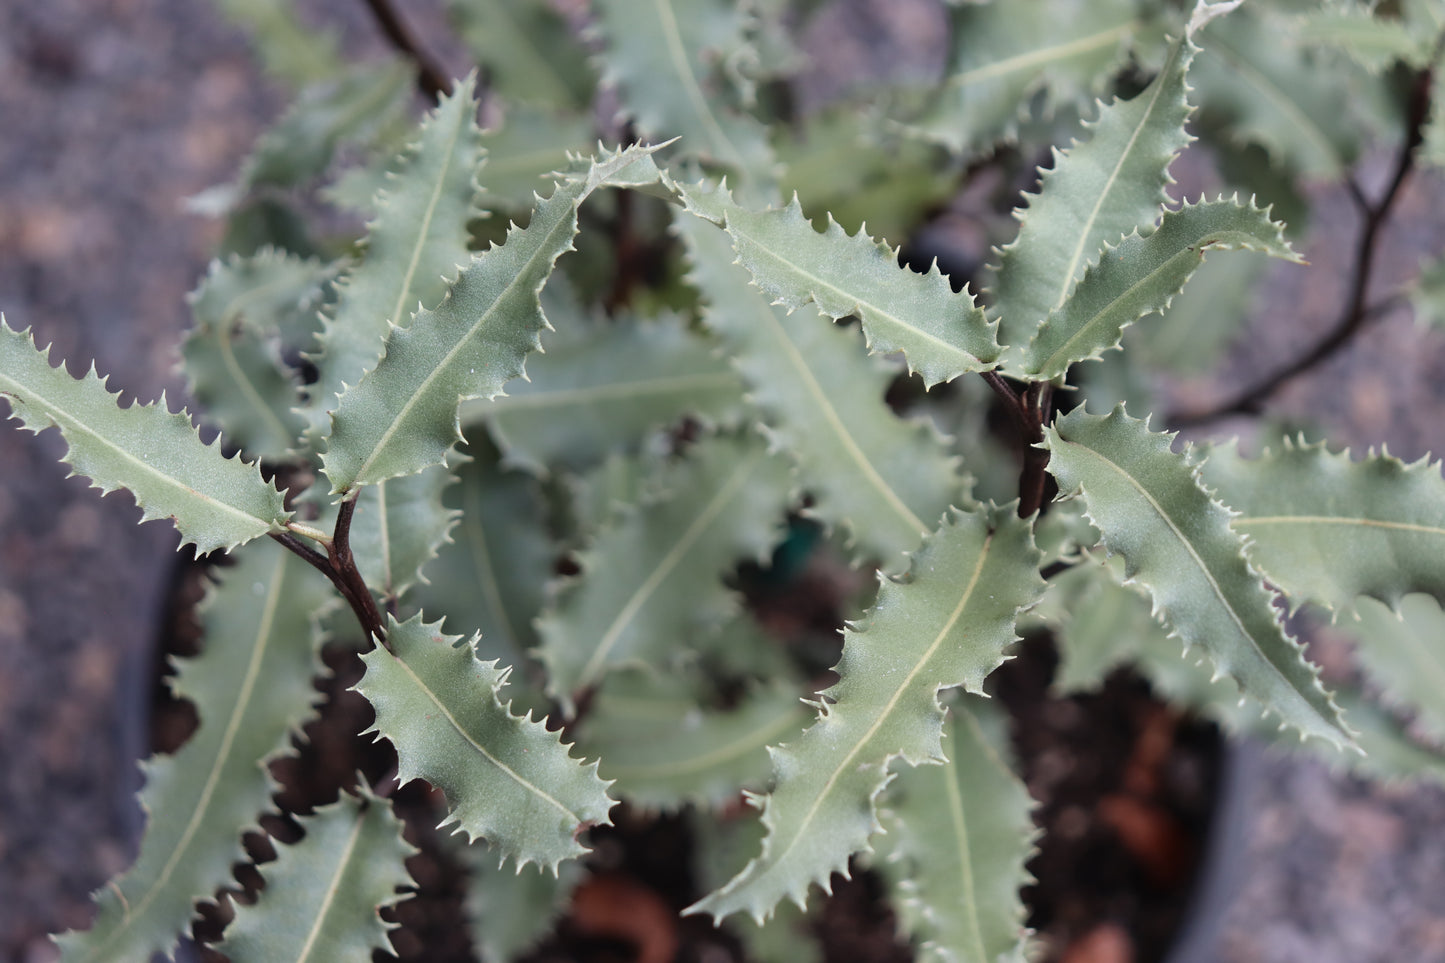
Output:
[
  {"xmin": 360, "ymin": 0, "xmax": 452, "ymax": 103},
  {"xmin": 1170, "ymin": 62, "xmax": 1436, "ymax": 427},
  {"xmin": 330, "ymin": 496, "xmax": 388, "ymax": 646}
]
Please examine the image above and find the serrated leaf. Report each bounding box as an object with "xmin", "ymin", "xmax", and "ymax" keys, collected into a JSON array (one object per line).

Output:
[
  {"xmin": 304, "ymin": 74, "xmax": 489, "ymax": 444},
  {"xmin": 1123, "ymin": 246, "xmax": 1264, "ymax": 373},
  {"xmin": 574, "ymin": 669, "xmax": 809, "ymax": 811},
  {"xmin": 1199, "ymin": 438, "xmax": 1445, "ymax": 617},
  {"xmin": 595, "ymin": 0, "xmax": 776, "ymax": 190},
  {"xmin": 680, "ymin": 213, "xmax": 964, "ymax": 567},
  {"xmin": 1344, "ymin": 595, "xmax": 1445, "ymax": 745},
  {"xmin": 908, "ymin": 0, "xmax": 1145, "ymax": 153},
  {"xmin": 1037, "ymin": 556, "xmax": 1164, "ymax": 693},
  {"xmin": 680, "ymin": 185, "xmax": 998, "ymax": 388},
  {"xmin": 480, "ymin": 105, "xmax": 600, "ymax": 210},
  {"xmin": 1192, "ymin": 4, "xmax": 1367, "ymax": 180},
  {"xmin": 217, "ymin": 789, "xmax": 415, "ymax": 962},
  {"xmin": 239, "ymin": 61, "xmax": 413, "ymax": 195},
  {"xmin": 413, "ymin": 439, "xmax": 556, "ymax": 664},
  {"xmin": 209, "ymin": 0, "xmax": 344, "ymax": 89},
  {"xmin": 988, "ymin": 28, "xmax": 1198, "ymax": 357},
  {"xmin": 1022, "ymin": 197, "xmax": 1299, "ymax": 378},
  {"xmin": 536, "ymin": 432, "xmax": 793, "ymax": 705},
  {"xmin": 462, "ymin": 847, "xmax": 581, "ymax": 963},
  {"xmin": 466, "ymin": 310, "xmax": 746, "ymax": 474},
  {"xmin": 351, "ymin": 462, "xmax": 460, "ymax": 604},
  {"xmin": 0, "ymin": 320, "xmax": 290, "ymax": 554},
  {"xmin": 448, "ymin": 0, "xmax": 595, "ymax": 111},
  {"xmin": 183, "ymin": 250, "xmax": 336, "ymax": 461},
  {"xmin": 689, "ymin": 504, "xmax": 1043, "ymax": 923},
  {"xmin": 876, "ymin": 696, "xmax": 1035, "ymax": 963},
  {"xmin": 53, "ymin": 541, "xmax": 331, "ymax": 963},
  {"xmin": 321, "ymin": 143, "xmax": 666, "ymax": 493},
  {"xmin": 1043, "ymin": 406, "xmax": 1351, "ymax": 748},
  {"xmin": 356, "ymin": 614, "xmax": 614, "ymax": 870}
]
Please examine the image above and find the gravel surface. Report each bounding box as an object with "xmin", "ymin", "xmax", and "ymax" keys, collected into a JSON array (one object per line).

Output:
[{"xmin": 3, "ymin": 2, "xmax": 1445, "ymax": 962}]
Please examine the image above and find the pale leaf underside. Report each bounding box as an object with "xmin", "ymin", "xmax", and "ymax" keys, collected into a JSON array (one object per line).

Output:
[
  {"xmin": 1, "ymin": 320, "xmax": 289, "ymax": 555},
  {"xmin": 1043, "ymin": 406, "xmax": 1351, "ymax": 748},
  {"xmin": 355, "ymin": 615, "xmax": 614, "ymax": 871},
  {"xmin": 689, "ymin": 505, "xmax": 1043, "ymax": 923}
]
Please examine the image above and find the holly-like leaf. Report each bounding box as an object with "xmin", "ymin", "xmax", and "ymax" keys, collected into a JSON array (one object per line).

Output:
[
  {"xmin": 355, "ymin": 614, "xmax": 615, "ymax": 871},
  {"xmin": 1346, "ymin": 595, "xmax": 1445, "ymax": 746},
  {"xmin": 216, "ymin": 790, "xmax": 415, "ymax": 962},
  {"xmin": 448, "ymin": 0, "xmax": 595, "ymax": 111},
  {"xmin": 681, "ymin": 213, "xmax": 964, "ymax": 568},
  {"xmin": 0, "ymin": 320, "xmax": 290, "ymax": 555},
  {"xmin": 876, "ymin": 696, "xmax": 1036, "ymax": 963},
  {"xmin": 908, "ymin": 0, "xmax": 1146, "ymax": 153},
  {"xmin": 53, "ymin": 541, "xmax": 332, "ymax": 963},
  {"xmin": 303, "ymin": 74, "xmax": 489, "ymax": 445},
  {"xmin": 988, "ymin": 24, "xmax": 1203, "ymax": 359},
  {"xmin": 680, "ymin": 184, "xmax": 998, "ymax": 388},
  {"xmin": 1022, "ymin": 197, "xmax": 1299, "ymax": 379},
  {"xmin": 469, "ymin": 310, "xmax": 745, "ymax": 474},
  {"xmin": 1043, "ymin": 406, "xmax": 1352, "ymax": 748},
  {"xmin": 182, "ymin": 250, "xmax": 337, "ymax": 461},
  {"xmin": 321, "ymin": 143, "xmax": 666, "ymax": 493},
  {"xmin": 689, "ymin": 505, "xmax": 1043, "ymax": 923},
  {"xmin": 1122, "ymin": 247, "xmax": 1265, "ymax": 374},
  {"xmin": 536, "ymin": 433, "xmax": 793, "ymax": 706},
  {"xmin": 1199, "ymin": 438, "xmax": 1445, "ymax": 617},
  {"xmin": 1191, "ymin": 3, "xmax": 1369, "ymax": 180},
  {"xmin": 594, "ymin": 0, "xmax": 776, "ymax": 189},
  {"xmin": 574, "ymin": 669, "xmax": 809, "ymax": 811},
  {"xmin": 413, "ymin": 439, "xmax": 556, "ymax": 665},
  {"xmin": 351, "ymin": 462, "xmax": 460, "ymax": 605},
  {"xmin": 480, "ymin": 105, "xmax": 600, "ymax": 210}
]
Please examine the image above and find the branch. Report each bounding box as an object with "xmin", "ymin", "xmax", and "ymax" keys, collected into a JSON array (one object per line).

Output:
[
  {"xmin": 1170, "ymin": 62, "xmax": 1436, "ymax": 427},
  {"xmin": 272, "ymin": 498, "xmax": 388, "ymax": 649},
  {"xmin": 360, "ymin": 0, "xmax": 452, "ymax": 103}
]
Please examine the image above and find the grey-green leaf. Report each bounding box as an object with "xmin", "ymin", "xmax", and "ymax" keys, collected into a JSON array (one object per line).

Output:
[
  {"xmin": 680, "ymin": 184, "xmax": 998, "ymax": 387},
  {"xmin": 689, "ymin": 505, "xmax": 1043, "ymax": 923},
  {"xmin": 217, "ymin": 790, "xmax": 415, "ymax": 963},
  {"xmin": 304, "ymin": 73, "xmax": 489, "ymax": 445},
  {"xmin": 53, "ymin": 541, "xmax": 331, "ymax": 963},
  {"xmin": 536, "ymin": 432, "xmax": 793, "ymax": 706},
  {"xmin": 1023, "ymin": 197, "xmax": 1299, "ymax": 379},
  {"xmin": 988, "ymin": 29, "xmax": 1198, "ymax": 357},
  {"xmin": 351, "ymin": 463, "xmax": 460, "ymax": 605},
  {"xmin": 321, "ymin": 144, "xmax": 665, "ymax": 493},
  {"xmin": 1, "ymin": 320, "xmax": 290, "ymax": 555},
  {"xmin": 355, "ymin": 614, "xmax": 615, "ymax": 871},
  {"xmin": 1043, "ymin": 405, "xmax": 1352, "ymax": 748},
  {"xmin": 680, "ymin": 212, "xmax": 964, "ymax": 568},
  {"xmin": 1200, "ymin": 438, "xmax": 1445, "ymax": 617},
  {"xmin": 877, "ymin": 696, "xmax": 1036, "ymax": 963}
]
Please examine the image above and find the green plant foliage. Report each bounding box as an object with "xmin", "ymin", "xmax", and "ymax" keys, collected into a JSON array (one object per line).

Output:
[
  {"xmin": 20, "ymin": 0, "xmax": 1445, "ymax": 956},
  {"xmin": 536, "ymin": 432, "xmax": 793, "ymax": 705},
  {"xmin": 217, "ymin": 789, "xmax": 415, "ymax": 961},
  {"xmin": 681, "ymin": 215, "xmax": 964, "ymax": 567},
  {"xmin": 1043, "ymin": 406, "xmax": 1351, "ymax": 748},
  {"xmin": 1200, "ymin": 438, "xmax": 1445, "ymax": 616},
  {"xmin": 0, "ymin": 320, "xmax": 290, "ymax": 555},
  {"xmin": 691, "ymin": 505, "xmax": 1042, "ymax": 923},
  {"xmin": 680, "ymin": 184, "xmax": 998, "ymax": 387},
  {"xmin": 355, "ymin": 614, "xmax": 615, "ymax": 871},
  {"xmin": 321, "ymin": 144, "xmax": 666, "ymax": 492},
  {"xmin": 53, "ymin": 542, "xmax": 332, "ymax": 962},
  {"xmin": 876, "ymin": 696, "xmax": 1036, "ymax": 963}
]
